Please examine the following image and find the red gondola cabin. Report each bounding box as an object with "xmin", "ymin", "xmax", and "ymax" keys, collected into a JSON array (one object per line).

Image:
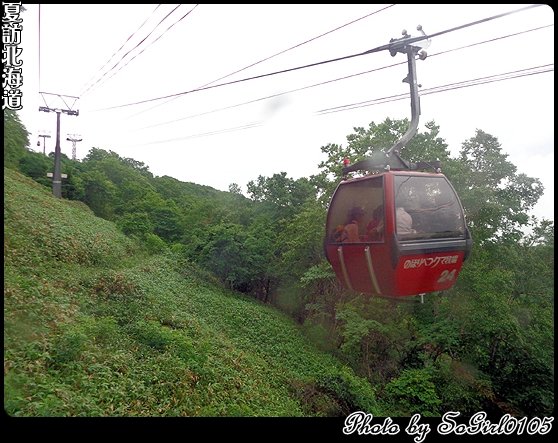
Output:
[{"xmin": 325, "ymin": 170, "xmax": 472, "ymax": 298}]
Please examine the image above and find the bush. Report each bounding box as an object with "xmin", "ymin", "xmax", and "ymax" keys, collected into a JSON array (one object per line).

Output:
[
  {"xmin": 92, "ymin": 271, "xmax": 139, "ymax": 299},
  {"xmin": 51, "ymin": 329, "xmax": 88, "ymax": 364},
  {"xmin": 383, "ymin": 368, "xmax": 442, "ymax": 416},
  {"xmin": 126, "ymin": 320, "xmax": 174, "ymax": 351},
  {"xmin": 143, "ymin": 233, "xmax": 168, "ymax": 255},
  {"xmin": 316, "ymin": 366, "xmax": 380, "ymax": 415}
]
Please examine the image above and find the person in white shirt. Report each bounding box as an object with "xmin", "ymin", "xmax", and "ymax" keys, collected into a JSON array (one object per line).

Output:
[{"xmin": 396, "ymin": 206, "xmax": 416, "ymax": 234}]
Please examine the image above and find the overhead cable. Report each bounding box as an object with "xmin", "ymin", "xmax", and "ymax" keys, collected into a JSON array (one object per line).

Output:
[
  {"xmin": 125, "ymin": 4, "xmax": 396, "ymax": 119},
  {"xmin": 79, "ymin": 4, "xmax": 163, "ymax": 97},
  {"xmin": 95, "ymin": 3, "xmax": 543, "ymax": 111},
  {"xmin": 125, "ymin": 64, "xmax": 553, "ymax": 146},
  {"xmin": 82, "ymin": 5, "xmax": 182, "ymax": 96},
  {"xmin": 137, "ymin": 23, "xmax": 552, "ymax": 131}
]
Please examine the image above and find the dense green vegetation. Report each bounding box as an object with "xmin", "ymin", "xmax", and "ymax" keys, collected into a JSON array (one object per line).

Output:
[
  {"xmin": 4, "ymin": 168, "xmax": 380, "ymax": 416},
  {"xmin": 4, "ymin": 110, "xmax": 554, "ymax": 417}
]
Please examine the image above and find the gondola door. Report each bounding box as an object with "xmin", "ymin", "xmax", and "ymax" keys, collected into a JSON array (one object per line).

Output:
[
  {"xmin": 325, "ymin": 174, "xmax": 392, "ymax": 296},
  {"xmin": 389, "ymin": 171, "xmax": 472, "ymax": 296}
]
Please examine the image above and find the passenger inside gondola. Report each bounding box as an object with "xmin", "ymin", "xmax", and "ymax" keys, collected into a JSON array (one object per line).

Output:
[
  {"xmin": 366, "ymin": 204, "xmax": 384, "ymax": 241},
  {"xmin": 396, "ymin": 202, "xmax": 416, "ymax": 235},
  {"xmin": 342, "ymin": 206, "xmax": 366, "ymax": 242}
]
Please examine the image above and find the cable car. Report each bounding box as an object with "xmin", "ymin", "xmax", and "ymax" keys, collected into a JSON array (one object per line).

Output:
[{"xmin": 324, "ymin": 27, "xmax": 472, "ymax": 299}]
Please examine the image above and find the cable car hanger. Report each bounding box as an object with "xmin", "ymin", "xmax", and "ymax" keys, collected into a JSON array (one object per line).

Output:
[{"xmin": 342, "ymin": 26, "xmax": 441, "ymax": 177}]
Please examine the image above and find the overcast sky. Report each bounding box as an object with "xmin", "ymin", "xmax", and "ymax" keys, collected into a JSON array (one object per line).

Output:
[{"xmin": 17, "ymin": 4, "xmax": 554, "ymax": 221}]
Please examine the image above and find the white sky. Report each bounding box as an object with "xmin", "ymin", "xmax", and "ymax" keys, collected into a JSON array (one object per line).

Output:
[{"xmin": 16, "ymin": 4, "xmax": 554, "ymax": 222}]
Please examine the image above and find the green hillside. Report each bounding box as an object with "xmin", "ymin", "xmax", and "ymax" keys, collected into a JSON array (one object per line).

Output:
[{"xmin": 4, "ymin": 167, "xmax": 381, "ymax": 416}]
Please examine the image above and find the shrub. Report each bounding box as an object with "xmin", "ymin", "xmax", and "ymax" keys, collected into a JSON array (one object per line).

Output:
[
  {"xmin": 51, "ymin": 329, "xmax": 88, "ymax": 364},
  {"xmin": 383, "ymin": 368, "xmax": 442, "ymax": 416}
]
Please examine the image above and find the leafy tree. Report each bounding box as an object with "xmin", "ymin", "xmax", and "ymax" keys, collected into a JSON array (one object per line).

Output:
[
  {"xmin": 118, "ymin": 180, "xmax": 151, "ymax": 205},
  {"xmin": 451, "ymin": 129, "xmax": 543, "ymax": 243},
  {"xmin": 4, "ymin": 110, "xmax": 29, "ymax": 168},
  {"xmin": 196, "ymin": 223, "xmax": 253, "ymax": 291},
  {"xmin": 150, "ymin": 200, "xmax": 184, "ymax": 243},
  {"xmin": 116, "ymin": 212, "xmax": 154, "ymax": 237},
  {"xmin": 18, "ymin": 151, "xmax": 51, "ymax": 188},
  {"xmin": 461, "ymin": 238, "xmax": 553, "ymax": 414},
  {"xmin": 335, "ymin": 298, "xmax": 415, "ymax": 384},
  {"xmin": 60, "ymin": 160, "xmax": 87, "ymax": 201},
  {"xmin": 153, "ymin": 175, "xmax": 254, "ymax": 229},
  {"xmin": 82, "ymin": 147, "xmax": 119, "ymax": 163},
  {"xmin": 383, "ymin": 368, "xmax": 442, "ymax": 416},
  {"xmin": 121, "ymin": 156, "xmax": 153, "ymax": 179},
  {"xmin": 244, "ymin": 218, "xmax": 278, "ymax": 302},
  {"xmin": 81, "ymin": 169, "xmax": 118, "ymax": 220},
  {"xmin": 192, "ymin": 220, "xmax": 280, "ymax": 298},
  {"xmin": 274, "ymin": 199, "xmax": 327, "ymax": 283},
  {"xmin": 228, "ymin": 183, "xmax": 243, "ymax": 195},
  {"xmin": 247, "ymin": 172, "xmax": 317, "ymax": 220},
  {"xmin": 142, "ymin": 232, "xmax": 168, "ymax": 255}
]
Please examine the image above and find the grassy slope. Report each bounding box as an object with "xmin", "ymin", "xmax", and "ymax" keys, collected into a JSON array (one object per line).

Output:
[{"xmin": 4, "ymin": 168, "xmax": 381, "ymax": 417}]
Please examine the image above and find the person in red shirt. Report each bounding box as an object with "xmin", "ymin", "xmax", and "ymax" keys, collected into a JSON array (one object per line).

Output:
[{"xmin": 342, "ymin": 206, "xmax": 366, "ymax": 242}]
